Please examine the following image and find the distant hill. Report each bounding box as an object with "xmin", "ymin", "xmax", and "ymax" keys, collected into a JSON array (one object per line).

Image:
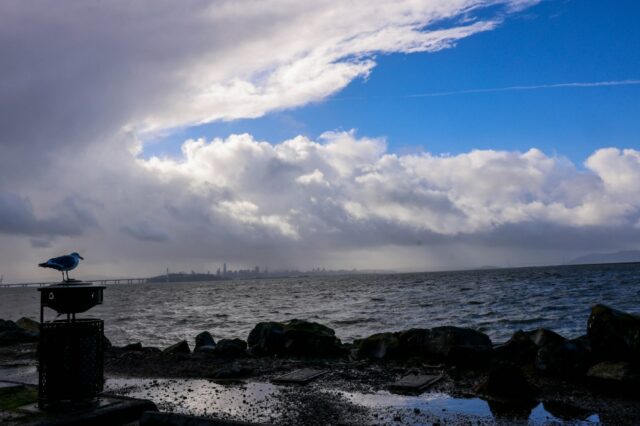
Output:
[{"xmin": 569, "ymin": 250, "xmax": 640, "ymax": 265}]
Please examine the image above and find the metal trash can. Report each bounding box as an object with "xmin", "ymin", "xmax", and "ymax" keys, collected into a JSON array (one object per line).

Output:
[{"xmin": 37, "ymin": 283, "xmax": 105, "ymax": 409}]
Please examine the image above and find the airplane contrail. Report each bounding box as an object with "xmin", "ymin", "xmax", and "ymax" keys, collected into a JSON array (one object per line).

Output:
[{"xmin": 405, "ymin": 79, "xmax": 640, "ymax": 98}]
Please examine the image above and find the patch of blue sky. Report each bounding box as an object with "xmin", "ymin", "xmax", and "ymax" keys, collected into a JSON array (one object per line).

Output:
[{"xmin": 141, "ymin": 0, "xmax": 640, "ymax": 165}]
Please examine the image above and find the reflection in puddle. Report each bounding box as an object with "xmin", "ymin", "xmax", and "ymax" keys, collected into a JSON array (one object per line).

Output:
[
  {"xmin": 105, "ymin": 377, "xmax": 600, "ymax": 425},
  {"xmin": 342, "ymin": 390, "xmax": 599, "ymax": 424}
]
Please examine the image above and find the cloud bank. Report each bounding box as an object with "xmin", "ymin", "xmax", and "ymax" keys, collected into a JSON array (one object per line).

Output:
[{"xmin": 4, "ymin": 131, "xmax": 640, "ymax": 280}]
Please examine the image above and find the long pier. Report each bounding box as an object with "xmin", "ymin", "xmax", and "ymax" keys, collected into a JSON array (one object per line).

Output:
[{"xmin": 0, "ymin": 278, "xmax": 148, "ymax": 288}]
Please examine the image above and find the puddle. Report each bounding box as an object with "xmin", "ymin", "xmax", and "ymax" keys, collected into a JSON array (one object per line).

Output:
[
  {"xmin": 105, "ymin": 377, "xmax": 600, "ymax": 425},
  {"xmin": 105, "ymin": 377, "xmax": 281, "ymax": 424},
  {"xmin": 341, "ymin": 390, "xmax": 600, "ymax": 425},
  {"xmin": 0, "ymin": 364, "xmax": 37, "ymax": 385}
]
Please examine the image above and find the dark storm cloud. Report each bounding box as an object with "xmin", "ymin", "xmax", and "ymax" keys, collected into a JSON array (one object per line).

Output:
[
  {"xmin": 0, "ymin": 192, "xmax": 95, "ymax": 237},
  {"xmin": 121, "ymin": 221, "xmax": 170, "ymax": 243}
]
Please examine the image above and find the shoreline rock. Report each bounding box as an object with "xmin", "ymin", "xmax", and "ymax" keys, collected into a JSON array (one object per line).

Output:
[{"xmin": 588, "ymin": 304, "xmax": 640, "ymax": 362}]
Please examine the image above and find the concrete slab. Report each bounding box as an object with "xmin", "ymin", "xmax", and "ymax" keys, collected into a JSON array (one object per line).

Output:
[
  {"xmin": 387, "ymin": 373, "xmax": 443, "ymax": 394},
  {"xmin": 271, "ymin": 368, "xmax": 329, "ymax": 384}
]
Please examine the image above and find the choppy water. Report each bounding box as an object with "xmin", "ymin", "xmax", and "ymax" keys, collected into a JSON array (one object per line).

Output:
[{"xmin": 1, "ymin": 263, "xmax": 639, "ymax": 348}]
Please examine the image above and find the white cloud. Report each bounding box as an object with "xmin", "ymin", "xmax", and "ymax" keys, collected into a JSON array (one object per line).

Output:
[
  {"xmin": 137, "ymin": 133, "xmax": 640, "ymax": 238},
  {"xmin": 2, "ymin": 130, "xmax": 640, "ymax": 280}
]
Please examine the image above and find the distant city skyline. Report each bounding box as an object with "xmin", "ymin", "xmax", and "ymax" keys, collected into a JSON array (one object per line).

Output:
[{"xmin": 1, "ymin": 1, "xmax": 639, "ymax": 281}]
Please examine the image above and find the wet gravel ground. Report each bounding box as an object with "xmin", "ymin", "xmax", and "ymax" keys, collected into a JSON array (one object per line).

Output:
[
  {"xmin": 103, "ymin": 348, "xmax": 640, "ymax": 425},
  {"xmin": 2, "ymin": 343, "xmax": 639, "ymax": 425}
]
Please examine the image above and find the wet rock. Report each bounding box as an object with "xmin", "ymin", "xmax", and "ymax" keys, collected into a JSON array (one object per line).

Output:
[
  {"xmin": 0, "ymin": 328, "xmax": 38, "ymax": 345},
  {"xmin": 247, "ymin": 319, "xmax": 342, "ymax": 357},
  {"xmin": 247, "ymin": 321, "xmax": 285, "ymax": 356},
  {"xmin": 476, "ymin": 361, "xmax": 536, "ymax": 401},
  {"xmin": 282, "ymin": 319, "xmax": 343, "ymax": 357},
  {"xmin": 163, "ymin": 340, "xmax": 190, "ymax": 355},
  {"xmin": 123, "ymin": 342, "xmax": 143, "ymax": 351},
  {"xmin": 214, "ymin": 339, "xmax": 247, "ymax": 357},
  {"xmin": 587, "ymin": 304, "xmax": 640, "ymax": 361},
  {"xmin": 194, "ymin": 344, "xmax": 216, "ymax": 354},
  {"xmin": 535, "ymin": 338, "xmax": 592, "ymax": 377},
  {"xmin": 396, "ymin": 326, "xmax": 492, "ymax": 365},
  {"xmin": 195, "ymin": 331, "xmax": 215, "ymax": 350},
  {"xmin": 355, "ymin": 332, "xmax": 400, "ymax": 359},
  {"xmin": 587, "ymin": 361, "xmax": 640, "ymax": 384},
  {"xmin": 493, "ymin": 330, "xmax": 539, "ymax": 365},
  {"xmin": 0, "ymin": 319, "xmax": 38, "ymax": 345},
  {"xmin": 426, "ymin": 326, "xmax": 493, "ymax": 365},
  {"xmin": 0, "ymin": 319, "xmax": 18, "ymax": 332},
  {"xmin": 398, "ymin": 328, "xmax": 431, "ymax": 356},
  {"xmin": 526, "ymin": 328, "xmax": 566, "ymax": 348},
  {"xmin": 16, "ymin": 317, "xmax": 40, "ymax": 335}
]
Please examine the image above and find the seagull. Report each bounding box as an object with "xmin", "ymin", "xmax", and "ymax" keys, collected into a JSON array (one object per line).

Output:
[{"xmin": 38, "ymin": 252, "xmax": 84, "ymax": 282}]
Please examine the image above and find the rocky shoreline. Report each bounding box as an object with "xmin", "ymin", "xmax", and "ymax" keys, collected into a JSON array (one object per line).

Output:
[{"xmin": 2, "ymin": 304, "xmax": 639, "ymax": 424}]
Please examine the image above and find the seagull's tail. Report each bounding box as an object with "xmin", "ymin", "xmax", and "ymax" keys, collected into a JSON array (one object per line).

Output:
[{"xmin": 38, "ymin": 262, "xmax": 52, "ymax": 269}]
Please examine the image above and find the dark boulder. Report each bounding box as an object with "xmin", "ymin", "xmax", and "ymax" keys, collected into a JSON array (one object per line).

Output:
[
  {"xmin": 476, "ymin": 361, "xmax": 536, "ymax": 401},
  {"xmin": 163, "ymin": 340, "xmax": 190, "ymax": 355},
  {"xmin": 247, "ymin": 319, "xmax": 342, "ymax": 357},
  {"xmin": 247, "ymin": 322, "xmax": 286, "ymax": 356},
  {"xmin": 195, "ymin": 331, "xmax": 215, "ymax": 350},
  {"xmin": 0, "ymin": 319, "xmax": 38, "ymax": 345},
  {"xmin": 424, "ymin": 326, "xmax": 493, "ymax": 366},
  {"xmin": 587, "ymin": 304, "xmax": 640, "ymax": 362},
  {"xmin": 428, "ymin": 326, "xmax": 492, "ymax": 357},
  {"xmin": 354, "ymin": 332, "xmax": 400, "ymax": 359},
  {"xmin": 0, "ymin": 329, "xmax": 38, "ymax": 345},
  {"xmin": 527, "ymin": 328, "xmax": 565, "ymax": 348},
  {"xmin": 194, "ymin": 345, "xmax": 216, "ymax": 354},
  {"xmin": 282, "ymin": 319, "xmax": 342, "ymax": 357},
  {"xmin": 0, "ymin": 319, "xmax": 18, "ymax": 332},
  {"xmin": 494, "ymin": 330, "xmax": 539, "ymax": 365},
  {"xmin": 398, "ymin": 328, "xmax": 432, "ymax": 356},
  {"xmin": 535, "ymin": 337, "xmax": 593, "ymax": 377},
  {"xmin": 123, "ymin": 342, "xmax": 143, "ymax": 351},
  {"xmin": 396, "ymin": 326, "xmax": 492, "ymax": 365},
  {"xmin": 214, "ymin": 339, "xmax": 247, "ymax": 357}
]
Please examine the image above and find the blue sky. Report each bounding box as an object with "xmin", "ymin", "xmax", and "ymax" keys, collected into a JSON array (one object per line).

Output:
[{"xmin": 146, "ymin": 0, "xmax": 640, "ymax": 165}]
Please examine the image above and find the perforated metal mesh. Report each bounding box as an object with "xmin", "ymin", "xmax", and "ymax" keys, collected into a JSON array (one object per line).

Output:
[{"xmin": 38, "ymin": 319, "xmax": 104, "ymax": 407}]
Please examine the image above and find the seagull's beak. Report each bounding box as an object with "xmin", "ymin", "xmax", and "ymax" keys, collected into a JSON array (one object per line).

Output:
[{"xmin": 79, "ymin": 256, "xmax": 84, "ymax": 260}]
